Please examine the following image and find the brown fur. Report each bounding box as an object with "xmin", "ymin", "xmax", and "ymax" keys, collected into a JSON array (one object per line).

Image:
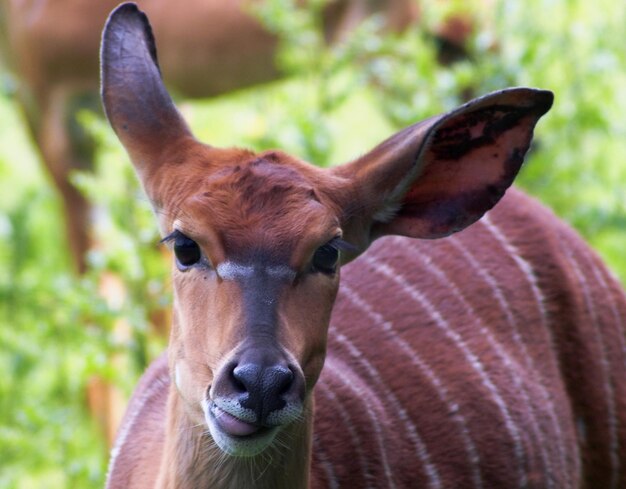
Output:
[{"xmin": 108, "ymin": 191, "xmax": 626, "ymax": 489}]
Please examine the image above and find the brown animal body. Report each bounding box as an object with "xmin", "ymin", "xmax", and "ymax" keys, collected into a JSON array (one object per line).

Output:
[
  {"xmin": 0, "ymin": 0, "xmax": 417, "ymax": 272},
  {"xmin": 101, "ymin": 4, "xmax": 626, "ymax": 489},
  {"xmin": 107, "ymin": 190, "xmax": 626, "ymax": 489}
]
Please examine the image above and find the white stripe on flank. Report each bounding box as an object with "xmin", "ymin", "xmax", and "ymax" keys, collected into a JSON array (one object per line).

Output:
[
  {"xmin": 316, "ymin": 381, "xmax": 374, "ymax": 488},
  {"xmin": 332, "ymin": 331, "xmax": 442, "ymax": 489},
  {"xmin": 312, "ymin": 434, "xmax": 340, "ymax": 489},
  {"xmin": 480, "ymin": 216, "xmax": 581, "ymax": 485},
  {"xmin": 341, "ymin": 282, "xmax": 481, "ymax": 489},
  {"xmin": 590, "ymin": 258, "xmax": 626, "ymax": 367},
  {"xmin": 561, "ymin": 240, "xmax": 620, "ymax": 489},
  {"xmin": 480, "ymin": 215, "xmax": 549, "ymax": 325},
  {"xmin": 399, "ymin": 238, "xmax": 554, "ymax": 489},
  {"xmin": 325, "ymin": 356, "xmax": 398, "ymax": 489},
  {"xmin": 448, "ymin": 233, "xmax": 571, "ymax": 487},
  {"xmin": 362, "ymin": 254, "xmax": 528, "ymax": 488}
]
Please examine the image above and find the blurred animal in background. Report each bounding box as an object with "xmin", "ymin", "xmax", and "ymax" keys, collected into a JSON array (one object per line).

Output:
[
  {"xmin": 0, "ymin": 0, "xmax": 403, "ymax": 272},
  {"xmin": 0, "ymin": 0, "xmax": 480, "ymax": 274}
]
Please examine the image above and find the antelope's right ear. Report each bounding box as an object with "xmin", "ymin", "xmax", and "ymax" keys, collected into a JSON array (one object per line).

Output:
[
  {"xmin": 331, "ymin": 88, "xmax": 553, "ymax": 258},
  {"xmin": 100, "ymin": 2, "xmax": 192, "ymax": 185}
]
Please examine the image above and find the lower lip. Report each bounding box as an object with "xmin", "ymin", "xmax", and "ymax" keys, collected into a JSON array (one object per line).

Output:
[
  {"xmin": 211, "ymin": 406, "xmax": 262, "ymax": 437},
  {"xmin": 206, "ymin": 403, "xmax": 281, "ymax": 457}
]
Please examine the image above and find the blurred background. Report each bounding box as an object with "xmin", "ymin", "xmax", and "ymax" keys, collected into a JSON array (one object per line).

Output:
[{"xmin": 0, "ymin": 0, "xmax": 625, "ymax": 486}]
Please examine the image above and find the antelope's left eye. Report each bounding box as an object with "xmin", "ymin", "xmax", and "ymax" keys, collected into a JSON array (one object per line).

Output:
[
  {"xmin": 174, "ymin": 233, "xmax": 201, "ymax": 268},
  {"xmin": 312, "ymin": 243, "xmax": 339, "ymax": 274}
]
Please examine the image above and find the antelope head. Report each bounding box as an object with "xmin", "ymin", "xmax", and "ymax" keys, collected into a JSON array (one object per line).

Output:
[{"xmin": 101, "ymin": 3, "xmax": 552, "ymax": 458}]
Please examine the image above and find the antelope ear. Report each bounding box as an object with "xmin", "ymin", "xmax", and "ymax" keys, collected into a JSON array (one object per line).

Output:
[
  {"xmin": 333, "ymin": 87, "xmax": 553, "ymax": 251},
  {"xmin": 100, "ymin": 2, "xmax": 192, "ymax": 183}
]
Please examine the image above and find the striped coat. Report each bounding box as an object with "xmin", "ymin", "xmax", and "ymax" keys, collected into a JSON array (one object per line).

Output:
[{"xmin": 311, "ymin": 188, "xmax": 626, "ymax": 488}]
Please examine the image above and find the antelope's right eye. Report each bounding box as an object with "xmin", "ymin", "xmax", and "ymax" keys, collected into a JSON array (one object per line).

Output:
[
  {"xmin": 311, "ymin": 242, "xmax": 340, "ymax": 275},
  {"xmin": 174, "ymin": 233, "xmax": 201, "ymax": 268}
]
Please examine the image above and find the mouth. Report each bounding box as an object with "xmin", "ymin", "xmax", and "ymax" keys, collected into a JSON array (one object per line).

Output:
[
  {"xmin": 205, "ymin": 402, "xmax": 279, "ymax": 457},
  {"xmin": 211, "ymin": 404, "xmax": 268, "ymax": 437}
]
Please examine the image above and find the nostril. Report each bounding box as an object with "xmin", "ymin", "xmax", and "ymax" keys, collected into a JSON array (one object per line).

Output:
[
  {"xmin": 232, "ymin": 363, "xmax": 263, "ymax": 396},
  {"xmin": 231, "ymin": 373, "xmax": 246, "ymax": 393},
  {"xmin": 272, "ymin": 365, "xmax": 294, "ymax": 395},
  {"xmin": 226, "ymin": 361, "xmax": 300, "ymax": 419}
]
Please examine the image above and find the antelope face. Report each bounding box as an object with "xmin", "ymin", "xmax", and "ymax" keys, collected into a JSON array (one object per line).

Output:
[
  {"xmin": 160, "ymin": 147, "xmax": 347, "ymax": 456},
  {"xmin": 101, "ymin": 1, "xmax": 553, "ymax": 461}
]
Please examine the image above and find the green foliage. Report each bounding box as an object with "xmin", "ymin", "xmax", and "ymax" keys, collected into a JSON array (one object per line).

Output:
[
  {"xmin": 0, "ymin": 98, "xmax": 108, "ymax": 487},
  {"xmin": 0, "ymin": 0, "xmax": 625, "ymax": 487},
  {"xmin": 0, "ymin": 100, "xmax": 168, "ymax": 488}
]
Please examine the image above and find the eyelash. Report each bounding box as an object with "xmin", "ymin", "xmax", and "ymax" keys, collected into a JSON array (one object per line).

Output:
[
  {"xmin": 161, "ymin": 230, "xmax": 205, "ymax": 270},
  {"xmin": 326, "ymin": 237, "xmax": 356, "ymax": 253},
  {"xmin": 160, "ymin": 229, "xmax": 184, "ymax": 245}
]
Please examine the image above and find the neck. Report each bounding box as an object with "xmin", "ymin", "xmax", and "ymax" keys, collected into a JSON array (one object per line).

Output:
[{"xmin": 156, "ymin": 388, "xmax": 313, "ymax": 489}]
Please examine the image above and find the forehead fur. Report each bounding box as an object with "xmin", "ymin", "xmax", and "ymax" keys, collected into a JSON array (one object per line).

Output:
[{"xmin": 182, "ymin": 151, "xmax": 338, "ymax": 257}]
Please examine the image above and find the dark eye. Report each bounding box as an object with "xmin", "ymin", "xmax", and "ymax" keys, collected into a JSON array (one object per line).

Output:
[
  {"xmin": 174, "ymin": 233, "xmax": 201, "ymax": 268},
  {"xmin": 312, "ymin": 243, "xmax": 339, "ymax": 274}
]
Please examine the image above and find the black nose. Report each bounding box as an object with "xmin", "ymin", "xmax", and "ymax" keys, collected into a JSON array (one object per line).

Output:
[{"xmin": 232, "ymin": 363, "xmax": 294, "ymax": 420}]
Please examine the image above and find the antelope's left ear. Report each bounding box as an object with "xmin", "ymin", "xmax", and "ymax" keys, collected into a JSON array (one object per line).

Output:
[
  {"xmin": 332, "ymin": 87, "xmax": 553, "ymax": 252},
  {"xmin": 100, "ymin": 2, "xmax": 193, "ymax": 192}
]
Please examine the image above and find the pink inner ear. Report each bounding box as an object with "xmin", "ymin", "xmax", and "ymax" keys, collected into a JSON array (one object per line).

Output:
[{"xmin": 378, "ymin": 105, "xmax": 540, "ymax": 239}]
